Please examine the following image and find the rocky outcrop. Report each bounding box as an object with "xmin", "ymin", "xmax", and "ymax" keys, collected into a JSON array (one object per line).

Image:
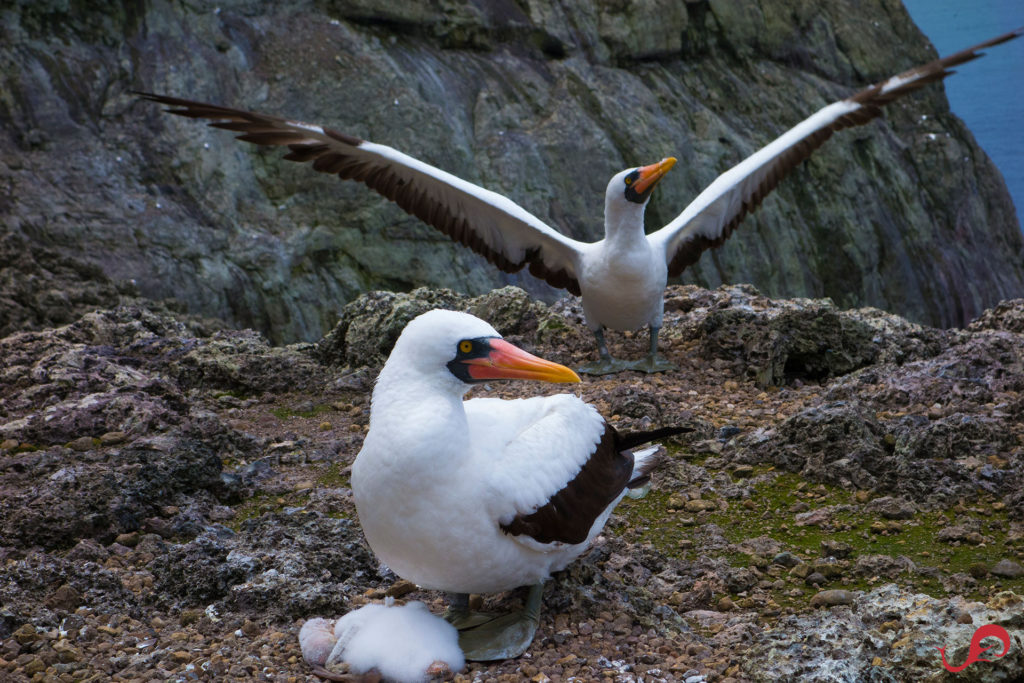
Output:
[
  {"xmin": 1, "ymin": 287, "xmax": 1024, "ymax": 680},
  {"xmin": 2, "ymin": 0, "xmax": 1022, "ymax": 344}
]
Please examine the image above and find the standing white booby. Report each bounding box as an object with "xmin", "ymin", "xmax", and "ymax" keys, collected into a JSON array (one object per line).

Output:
[
  {"xmin": 348, "ymin": 309, "xmax": 687, "ymax": 660},
  {"xmin": 137, "ymin": 28, "xmax": 1020, "ymax": 374}
]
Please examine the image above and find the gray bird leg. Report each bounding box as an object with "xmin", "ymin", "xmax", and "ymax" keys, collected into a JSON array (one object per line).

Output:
[
  {"xmin": 577, "ymin": 328, "xmax": 632, "ymax": 375},
  {"xmin": 626, "ymin": 325, "xmax": 675, "ymax": 373}
]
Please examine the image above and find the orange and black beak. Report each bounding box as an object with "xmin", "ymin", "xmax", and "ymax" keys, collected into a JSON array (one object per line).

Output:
[
  {"xmin": 448, "ymin": 337, "xmax": 580, "ymax": 384},
  {"xmin": 626, "ymin": 157, "xmax": 677, "ymax": 203},
  {"xmin": 633, "ymin": 157, "xmax": 677, "ymax": 194}
]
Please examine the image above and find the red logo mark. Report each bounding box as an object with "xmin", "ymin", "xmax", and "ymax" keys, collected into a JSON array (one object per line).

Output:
[{"xmin": 937, "ymin": 623, "xmax": 1011, "ymax": 672}]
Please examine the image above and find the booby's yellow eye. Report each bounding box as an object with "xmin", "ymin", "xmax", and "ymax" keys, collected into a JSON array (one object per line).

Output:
[
  {"xmin": 625, "ymin": 177, "xmax": 633, "ymax": 185},
  {"xmin": 459, "ymin": 340, "xmax": 473, "ymax": 353}
]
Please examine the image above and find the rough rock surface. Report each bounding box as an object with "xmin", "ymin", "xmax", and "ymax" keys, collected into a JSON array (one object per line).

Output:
[
  {"xmin": 2, "ymin": 285, "xmax": 1023, "ymax": 681},
  {"xmin": 2, "ymin": 0, "xmax": 1023, "ymax": 345}
]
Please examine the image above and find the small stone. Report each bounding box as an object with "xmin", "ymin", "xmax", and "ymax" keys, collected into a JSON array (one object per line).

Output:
[
  {"xmin": 684, "ymin": 499, "xmax": 717, "ymax": 513},
  {"xmin": 809, "ymin": 590, "xmax": 855, "ymax": 608},
  {"xmin": 990, "ymin": 559, "xmax": 1024, "ymax": 578},
  {"xmin": 23, "ymin": 657, "xmax": 45, "ymax": 675},
  {"xmin": 180, "ymin": 609, "xmax": 203, "ymax": 626},
  {"xmin": 804, "ymin": 572, "xmax": 828, "ymax": 586},
  {"xmin": 556, "ymin": 654, "xmax": 580, "ymax": 665},
  {"xmin": 13, "ymin": 623, "xmax": 39, "ymax": 645},
  {"xmin": 789, "ymin": 563, "xmax": 812, "ymax": 579},
  {"xmin": 717, "ymin": 596, "xmax": 735, "ymax": 611},
  {"xmin": 772, "ymin": 552, "xmax": 800, "ymax": 568},
  {"xmin": 678, "ymin": 539, "xmax": 694, "ymax": 549},
  {"xmin": 170, "ymin": 650, "xmax": 191, "ymax": 663},
  {"xmin": 385, "ymin": 579, "xmax": 416, "ymax": 598},
  {"xmin": 667, "ymin": 493, "xmax": 689, "ymax": 509},
  {"xmin": 115, "ymin": 532, "xmax": 140, "ymax": 547},
  {"xmin": 821, "ymin": 540, "xmax": 853, "ymax": 559},
  {"xmin": 45, "ymin": 584, "xmax": 83, "ymax": 612},
  {"xmin": 811, "ymin": 560, "xmax": 843, "ymax": 579},
  {"xmin": 865, "ymin": 496, "xmax": 916, "ymax": 520},
  {"xmin": 99, "ymin": 431, "xmax": 127, "ymax": 445},
  {"xmin": 731, "ymin": 465, "xmax": 754, "ymax": 479},
  {"xmin": 66, "ymin": 436, "xmax": 96, "ymax": 451},
  {"xmin": 968, "ymin": 562, "xmax": 989, "ymax": 578},
  {"xmin": 52, "ymin": 639, "xmax": 81, "ymax": 663},
  {"xmin": 318, "ymin": 421, "xmax": 332, "ymax": 431},
  {"xmin": 956, "ymin": 611, "xmax": 974, "ymax": 624}
]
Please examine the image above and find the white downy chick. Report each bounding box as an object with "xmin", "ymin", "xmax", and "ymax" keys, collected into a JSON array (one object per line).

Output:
[{"xmin": 299, "ymin": 599, "xmax": 464, "ymax": 682}]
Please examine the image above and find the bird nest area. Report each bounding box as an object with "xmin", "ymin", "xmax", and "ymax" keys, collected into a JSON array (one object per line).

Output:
[{"xmin": 1, "ymin": 286, "xmax": 1023, "ymax": 682}]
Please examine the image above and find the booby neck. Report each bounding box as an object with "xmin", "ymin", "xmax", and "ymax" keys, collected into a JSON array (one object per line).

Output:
[{"xmin": 602, "ymin": 194, "xmax": 649, "ymax": 247}]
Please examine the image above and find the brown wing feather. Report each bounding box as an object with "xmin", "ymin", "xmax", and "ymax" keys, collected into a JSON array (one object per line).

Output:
[
  {"xmin": 136, "ymin": 92, "xmax": 581, "ymax": 294},
  {"xmin": 499, "ymin": 424, "xmax": 689, "ymax": 545}
]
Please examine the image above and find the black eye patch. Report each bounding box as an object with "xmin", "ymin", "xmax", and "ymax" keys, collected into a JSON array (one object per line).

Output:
[
  {"xmin": 623, "ymin": 170, "xmax": 647, "ymax": 203},
  {"xmin": 447, "ymin": 337, "xmax": 496, "ymax": 383}
]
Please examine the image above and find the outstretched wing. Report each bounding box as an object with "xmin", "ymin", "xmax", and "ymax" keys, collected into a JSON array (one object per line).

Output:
[
  {"xmin": 137, "ymin": 92, "xmax": 586, "ymax": 294},
  {"xmin": 648, "ymin": 28, "xmax": 1022, "ymax": 277}
]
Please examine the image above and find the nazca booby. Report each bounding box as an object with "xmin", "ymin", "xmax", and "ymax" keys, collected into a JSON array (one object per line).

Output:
[
  {"xmin": 349, "ymin": 309, "xmax": 687, "ymax": 660},
  {"xmin": 136, "ymin": 27, "xmax": 1021, "ymax": 374}
]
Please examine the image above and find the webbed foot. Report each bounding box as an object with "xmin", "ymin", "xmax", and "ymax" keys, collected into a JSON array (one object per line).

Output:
[
  {"xmin": 577, "ymin": 357, "xmax": 634, "ymax": 375},
  {"xmin": 625, "ymin": 353, "xmax": 676, "ymax": 373},
  {"xmin": 444, "ymin": 584, "xmax": 542, "ymax": 661}
]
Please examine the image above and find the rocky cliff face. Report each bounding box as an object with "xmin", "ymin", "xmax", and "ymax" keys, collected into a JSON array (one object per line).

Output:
[{"xmin": 2, "ymin": 0, "xmax": 1023, "ymax": 344}]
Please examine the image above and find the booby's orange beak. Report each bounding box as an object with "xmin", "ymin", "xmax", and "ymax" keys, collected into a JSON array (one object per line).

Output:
[
  {"xmin": 632, "ymin": 157, "xmax": 677, "ymax": 195},
  {"xmin": 462, "ymin": 338, "xmax": 581, "ymax": 383}
]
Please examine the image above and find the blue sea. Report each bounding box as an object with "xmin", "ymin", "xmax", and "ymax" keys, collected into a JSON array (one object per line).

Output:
[{"xmin": 902, "ymin": 0, "xmax": 1024, "ymax": 231}]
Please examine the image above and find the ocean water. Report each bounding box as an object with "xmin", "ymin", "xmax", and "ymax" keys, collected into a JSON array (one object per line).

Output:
[{"xmin": 902, "ymin": 0, "xmax": 1024, "ymax": 230}]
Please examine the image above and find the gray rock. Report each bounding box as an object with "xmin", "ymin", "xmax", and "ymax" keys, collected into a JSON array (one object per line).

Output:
[
  {"xmin": 990, "ymin": 559, "xmax": 1024, "ymax": 579},
  {"xmin": 771, "ymin": 552, "xmax": 800, "ymax": 568},
  {"xmin": 318, "ymin": 285, "xmax": 577, "ymax": 368},
  {"xmin": 865, "ymin": 496, "xmax": 916, "ymax": 520},
  {"xmin": 744, "ymin": 585, "xmax": 1024, "ymax": 681},
  {"xmin": 820, "ymin": 540, "xmax": 853, "ymax": 559},
  {"xmin": 809, "ymin": 589, "xmax": 856, "ymax": 608}
]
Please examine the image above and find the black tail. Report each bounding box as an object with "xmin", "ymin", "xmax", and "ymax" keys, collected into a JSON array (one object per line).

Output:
[
  {"xmin": 618, "ymin": 425, "xmax": 693, "ymax": 451},
  {"xmin": 618, "ymin": 425, "xmax": 693, "ymax": 488}
]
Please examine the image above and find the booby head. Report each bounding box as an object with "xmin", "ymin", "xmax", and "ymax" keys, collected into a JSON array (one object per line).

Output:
[
  {"xmin": 616, "ymin": 157, "xmax": 677, "ymax": 204},
  {"xmin": 384, "ymin": 310, "xmax": 580, "ymax": 392}
]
